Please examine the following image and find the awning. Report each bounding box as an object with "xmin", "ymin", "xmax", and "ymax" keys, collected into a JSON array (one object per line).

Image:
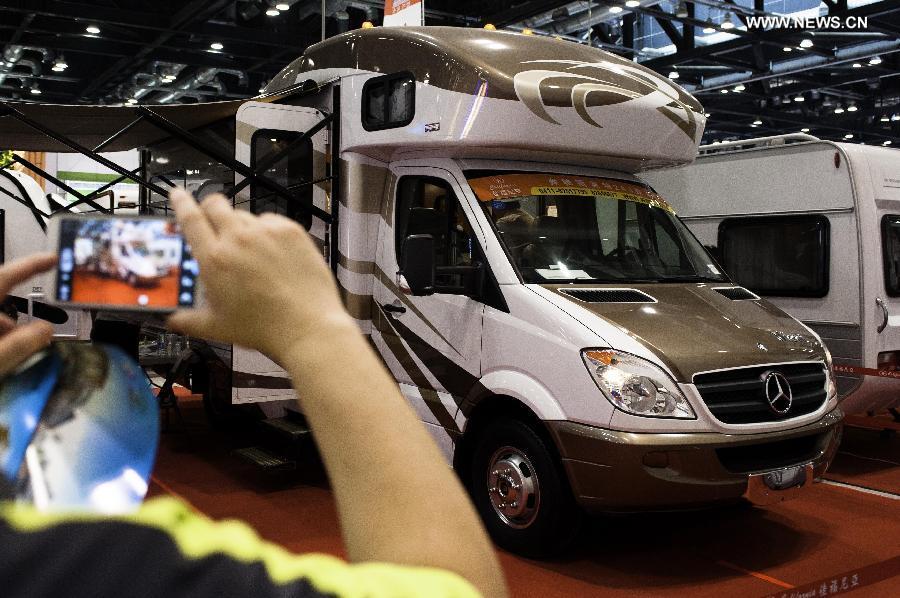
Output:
[{"xmin": 0, "ymin": 99, "xmax": 251, "ymax": 152}]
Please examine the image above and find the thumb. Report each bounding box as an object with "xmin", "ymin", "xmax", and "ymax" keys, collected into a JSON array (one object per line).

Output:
[{"xmin": 167, "ymin": 308, "xmax": 218, "ymax": 340}]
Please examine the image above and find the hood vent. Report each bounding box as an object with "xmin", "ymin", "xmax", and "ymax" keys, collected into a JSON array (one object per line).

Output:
[
  {"xmin": 560, "ymin": 288, "xmax": 656, "ymax": 303},
  {"xmin": 714, "ymin": 287, "xmax": 759, "ymax": 301}
]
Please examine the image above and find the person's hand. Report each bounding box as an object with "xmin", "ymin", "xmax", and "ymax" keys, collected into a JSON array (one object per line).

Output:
[
  {"xmin": 0, "ymin": 253, "xmax": 56, "ymax": 377},
  {"xmin": 167, "ymin": 189, "xmax": 356, "ymax": 363}
]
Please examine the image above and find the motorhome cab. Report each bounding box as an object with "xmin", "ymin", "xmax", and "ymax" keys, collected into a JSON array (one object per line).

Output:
[
  {"xmin": 224, "ymin": 28, "xmax": 841, "ymax": 554},
  {"xmin": 642, "ymin": 135, "xmax": 900, "ymax": 418},
  {"xmin": 1, "ymin": 27, "xmax": 843, "ymax": 556}
]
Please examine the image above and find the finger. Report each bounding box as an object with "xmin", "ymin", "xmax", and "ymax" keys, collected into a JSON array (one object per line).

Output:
[
  {"xmin": 0, "ymin": 314, "xmax": 14, "ymax": 335},
  {"xmin": 170, "ymin": 188, "xmax": 215, "ymax": 258},
  {"xmin": 0, "ymin": 321, "xmax": 53, "ymax": 377},
  {"xmin": 167, "ymin": 308, "xmax": 218, "ymax": 340},
  {"xmin": 0, "ymin": 253, "xmax": 56, "ymax": 298},
  {"xmin": 199, "ymin": 194, "xmax": 239, "ymax": 234}
]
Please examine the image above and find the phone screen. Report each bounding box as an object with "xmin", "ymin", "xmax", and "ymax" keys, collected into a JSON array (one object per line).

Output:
[{"xmin": 55, "ymin": 217, "xmax": 196, "ymax": 310}]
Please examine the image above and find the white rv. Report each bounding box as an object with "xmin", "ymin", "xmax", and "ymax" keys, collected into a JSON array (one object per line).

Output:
[
  {"xmin": 641, "ymin": 135, "xmax": 900, "ymax": 417},
  {"xmin": 0, "ymin": 167, "xmax": 90, "ymax": 340},
  {"xmin": 1, "ymin": 28, "xmax": 844, "ymax": 556}
]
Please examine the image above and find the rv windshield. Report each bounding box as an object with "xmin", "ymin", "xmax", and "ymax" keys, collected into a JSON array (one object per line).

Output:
[{"xmin": 468, "ymin": 172, "xmax": 727, "ymax": 284}]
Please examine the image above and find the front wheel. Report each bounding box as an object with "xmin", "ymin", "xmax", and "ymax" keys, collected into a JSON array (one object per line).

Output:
[{"xmin": 469, "ymin": 418, "xmax": 582, "ymax": 557}]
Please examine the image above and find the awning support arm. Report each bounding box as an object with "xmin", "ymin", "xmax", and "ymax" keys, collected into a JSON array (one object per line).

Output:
[
  {"xmin": 10, "ymin": 153, "xmax": 111, "ymax": 215},
  {"xmin": 92, "ymin": 115, "xmax": 146, "ymax": 153}
]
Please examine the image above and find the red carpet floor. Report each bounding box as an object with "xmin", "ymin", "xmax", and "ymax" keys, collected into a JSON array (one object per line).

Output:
[{"xmin": 149, "ymin": 399, "xmax": 900, "ymax": 597}]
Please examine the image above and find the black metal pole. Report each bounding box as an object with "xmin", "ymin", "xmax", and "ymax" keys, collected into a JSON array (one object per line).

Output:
[
  {"xmin": 1, "ymin": 106, "xmax": 171, "ymax": 197},
  {"xmin": 9, "ymin": 154, "xmax": 110, "ymax": 214},
  {"xmin": 92, "ymin": 114, "xmax": 146, "ymax": 153},
  {"xmin": 329, "ymin": 85, "xmax": 341, "ymax": 274}
]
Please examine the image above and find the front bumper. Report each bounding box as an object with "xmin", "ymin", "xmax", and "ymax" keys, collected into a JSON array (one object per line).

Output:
[{"xmin": 547, "ymin": 408, "xmax": 843, "ymax": 512}]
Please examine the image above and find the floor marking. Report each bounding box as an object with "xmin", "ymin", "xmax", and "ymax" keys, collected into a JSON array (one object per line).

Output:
[
  {"xmin": 149, "ymin": 475, "xmax": 201, "ymax": 512},
  {"xmin": 836, "ymin": 450, "xmax": 900, "ymax": 467},
  {"xmin": 716, "ymin": 560, "xmax": 794, "ymax": 589},
  {"xmin": 821, "ymin": 478, "xmax": 900, "ymax": 499}
]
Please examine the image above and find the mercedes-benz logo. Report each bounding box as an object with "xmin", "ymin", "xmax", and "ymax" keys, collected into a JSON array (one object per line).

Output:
[{"xmin": 763, "ymin": 371, "xmax": 793, "ymax": 415}]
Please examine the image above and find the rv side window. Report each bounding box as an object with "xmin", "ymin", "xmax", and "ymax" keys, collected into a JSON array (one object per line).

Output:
[
  {"xmin": 718, "ymin": 215, "xmax": 830, "ymax": 297},
  {"xmin": 881, "ymin": 215, "xmax": 900, "ymax": 296},
  {"xmin": 362, "ymin": 73, "xmax": 415, "ymax": 131},
  {"xmin": 395, "ymin": 176, "xmax": 475, "ymax": 288},
  {"xmin": 250, "ymin": 129, "xmax": 313, "ymax": 229}
]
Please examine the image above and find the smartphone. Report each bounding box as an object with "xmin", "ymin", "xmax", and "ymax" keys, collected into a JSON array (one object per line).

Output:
[{"xmin": 48, "ymin": 214, "xmax": 197, "ymax": 312}]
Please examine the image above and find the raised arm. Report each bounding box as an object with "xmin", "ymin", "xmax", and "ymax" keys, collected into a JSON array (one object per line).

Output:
[{"xmin": 167, "ymin": 190, "xmax": 507, "ymax": 598}]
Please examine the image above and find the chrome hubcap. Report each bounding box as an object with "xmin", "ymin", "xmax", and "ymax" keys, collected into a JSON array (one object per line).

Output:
[{"xmin": 487, "ymin": 446, "xmax": 540, "ymax": 529}]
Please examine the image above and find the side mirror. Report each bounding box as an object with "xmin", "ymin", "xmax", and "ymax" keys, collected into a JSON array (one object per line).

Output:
[{"xmin": 400, "ymin": 235, "xmax": 435, "ymax": 296}]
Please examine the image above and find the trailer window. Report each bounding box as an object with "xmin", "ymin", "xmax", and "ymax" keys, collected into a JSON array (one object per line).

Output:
[
  {"xmin": 395, "ymin": 176, "xmax": 475, "ymax": 288},
  {"xmin": 718, "ymin": 215, "xmax": 829, "ymax": 298},
  {"xmin": 882, "ymin": 215, "xmax": 900, "ymax": 296},
  {"xmin": 362, "ymin": 72, "xmax": 415, "ymax": 131},
  {"xmin": 250, "ymin": 129, "xmax": 313, "ymax": 229}
]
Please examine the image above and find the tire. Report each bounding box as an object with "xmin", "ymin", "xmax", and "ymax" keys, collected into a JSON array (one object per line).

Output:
[
  {"xmin": 469, "ymin": 418, "xmax": 582, "ymax": 557},
  {"xmin": 127, "ymin": 273, "xmax": 138, "ymax": 286}
]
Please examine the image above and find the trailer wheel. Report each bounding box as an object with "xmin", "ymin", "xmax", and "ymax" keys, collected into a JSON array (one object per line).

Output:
[{"xmin": 470, "ymin": 418, "xmax": 581, "ymax": 556}]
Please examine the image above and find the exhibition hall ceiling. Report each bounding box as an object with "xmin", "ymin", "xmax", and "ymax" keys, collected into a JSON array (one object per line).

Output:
[{"xmin": 0, "ymin": 0, "xmax": 898, "ymax": 144}]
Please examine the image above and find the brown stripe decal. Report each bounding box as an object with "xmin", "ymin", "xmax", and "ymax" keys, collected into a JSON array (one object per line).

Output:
[
  {"xmin": 384, "ymin": 310, "xmax": 484, "ymax": 416},
  {"xmin": 373, "ymin": 308, "xmax": 460, "ymax": 433},
  {"xmin": 338, "ymin": 254, "xmax": 375, "ymax": 275}
]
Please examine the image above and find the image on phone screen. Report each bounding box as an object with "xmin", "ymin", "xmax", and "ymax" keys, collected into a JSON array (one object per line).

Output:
[{"xmin": 55, "ymin": 218, "xmax": 196, "ymax": 310}]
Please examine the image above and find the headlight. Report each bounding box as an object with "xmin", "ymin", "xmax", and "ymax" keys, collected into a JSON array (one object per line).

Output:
[{"xmin": 581, "ymin": 349, "xmax": 695, "ymax": 419}]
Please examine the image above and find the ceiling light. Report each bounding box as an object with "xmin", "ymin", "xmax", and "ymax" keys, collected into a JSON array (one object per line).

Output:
[
  {"xmin": 870, "ymin": 55, "xmax": 882, "ymax": 65},
  {"xmin": 834, "ymin": 106, "xmax": 845, "ymax": 114},
  {"xmin": 625, "ymin": 0, "xmax": 640, "ymax": 7},
  {"xmin": 721, "ymin": 13, "xmax": 736, "ymax": 30},
  {"xmin": 29, "ymin": 84, "xmax": 41, "ymax": 95},
  {"xmin": 720, "ymin": 89, "xmax": 729, "ymax": 94},
  {"xmin": 752, "ymin": 119, "xmax": 762, "ymax": 125},
  {"xmin": 609, "ymin": 6, "xmax": 624, "ymax": 14},
  {"xmin": 800, "ymin": 38, "xmax": 814, "ymax": 48},
  {"xmin": 361, "ymin": 21, "xmax": 375, "ymax": 29},
  {"xmin": 844, "ymin": 133, "xmax": 853, "ymax": 139},
  {"xmin": 794, "ymin": 95, "xmax": 805, "ymax": 102},
  {"xmin": 85, "ymin": 25, "xmax": 100, "ymax": 34},
  {"xmin": 847, "ymin": 103, "xmax": 858, "ymax": 112},
  {"xmin": 852, "ymin": 62, "xmax": 862, "ymax": 68},
  {"xmin": 801, "ymin": 128, "xmax": 810, "ymax": 133},
  {"xmin": 668, "ymin": 70, "xmax": 679, "ymax": 79},
  {"xmin": 892, "ymin": 114, "xmax": 900, "ymax": 122},
  {"xmin": 126, "ymin": 98, "xmax": 137, "ymax": 104},
  {"xmin": 259, "ymin": 80, "xmax": 267, "ymax": 93},
  {"xmin": 783, "ymin": 46, "xmax": 792, "ymax": 52},
  {"xmin": 275, "ymin": 2, "xmax": 290, "ymax": 9},
  {"xmin": 882, "ymin": 115, "xmax": 891, "ymax": 122},
  {"xmin": 733, "ymin": 84, "xmax": 745, "ymax": 92},
  {"xmin": 675, "ymin": 1, "xmax": 688, "ymax": 18},
  {"xmin": 155, "ymin": 157, "xmax": 169, "ymax": 164},
  {"xmin": 704, "ymin": 113, "xmax": 711, "ymax": 118},
  {"xmin": 52, "ymin": 55, "xmax": 68, "ymax": 70},
  {"xmin": 884, "ymin": 140, "xmax": 892, "ymax": 146},
  {"xmin": 703, "ymin": 25, "xmax": 715, "ymax": 33},
  {"xmin": 265, "ymin": 8, "xmax": 280, "ymax": 16},
  {"xmin": 210, "ymin": 42, "xmax": 224, "ymax": 50}
]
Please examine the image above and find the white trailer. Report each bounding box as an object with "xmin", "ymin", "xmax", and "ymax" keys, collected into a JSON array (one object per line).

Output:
[
  {"xmin": 0, "ymin": 167, "xmax": 90, "ymax": 340},
  {"xmin": 641, "ymin": 134, "xmax": 900, "ymax": 416}
]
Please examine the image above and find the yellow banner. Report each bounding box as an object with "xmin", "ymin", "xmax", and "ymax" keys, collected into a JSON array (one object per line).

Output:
[{"xmin": 469, "ymin": 173, "xmax": 675, "ymax": 213}]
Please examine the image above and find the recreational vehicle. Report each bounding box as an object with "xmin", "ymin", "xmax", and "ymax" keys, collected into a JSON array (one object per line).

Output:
[
  {"xmin": 641, "ymin": 135, "xmax": 900, "ymax": 417},
  {"xmin": 0, "ymin": 28, "xmax": 844, "ymax": 555}
]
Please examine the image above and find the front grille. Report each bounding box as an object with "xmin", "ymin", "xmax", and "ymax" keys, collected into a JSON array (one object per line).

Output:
[
  {"xmin": 716, "ymin": 433, "xmax": 823, "ymax": 473},
  {"xmin": 559, "ymin": 288, "xmax": 656, "ymax": 303},
  {"xmin": 714, "ymin": 287, "xmax": 759, "ymax": 301},
  {"xmin": 693, "ymin": 362, "xmax": 827, "ymax": 424}
]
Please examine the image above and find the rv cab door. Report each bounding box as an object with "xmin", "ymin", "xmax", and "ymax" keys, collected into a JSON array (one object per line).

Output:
[
  {"xmin": 230, "ymin": 101, "xmax": 331, "ymax": 404},
  {"xmin": 372, "ymin": 166, "xmax": 486, "ymax": 454}
]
